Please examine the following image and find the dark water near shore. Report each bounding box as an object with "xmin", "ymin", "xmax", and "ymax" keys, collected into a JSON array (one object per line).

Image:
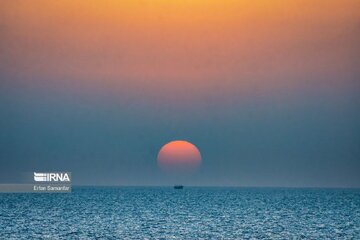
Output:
[{"xmin": 0, "ymin": 187, "xmax": 359, "ymax": 239}]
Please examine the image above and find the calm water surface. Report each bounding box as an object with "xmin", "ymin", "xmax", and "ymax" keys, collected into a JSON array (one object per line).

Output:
[{"xmin": 0, "ymin": 187, "xmax": 359, "ymax": 239}]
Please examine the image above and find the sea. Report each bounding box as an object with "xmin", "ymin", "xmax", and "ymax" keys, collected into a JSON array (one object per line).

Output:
[{"xmin": 0, "ymin": 187, "xmax": 359, "ymax": 239}]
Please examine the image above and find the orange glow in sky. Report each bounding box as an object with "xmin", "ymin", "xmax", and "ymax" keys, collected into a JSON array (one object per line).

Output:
[{"xmin": 1, "ymin": 0, "xmax": 359, "ymax": 104}]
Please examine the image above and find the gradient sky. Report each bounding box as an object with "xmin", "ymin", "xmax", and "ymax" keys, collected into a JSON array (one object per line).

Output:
[{"xmin": 0, "ymin": 0, "xmax": 359, "ymax": 187}]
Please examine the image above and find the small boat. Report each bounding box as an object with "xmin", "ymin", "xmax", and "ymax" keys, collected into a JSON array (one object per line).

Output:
[{"xmin": 174, "ymin": 185, "xmax": 184, "ymax": 189}]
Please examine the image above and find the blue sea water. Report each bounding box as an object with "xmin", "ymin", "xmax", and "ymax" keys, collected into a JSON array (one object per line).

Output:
[{"xmin": 0, "ymin": 187, "xmax": 359, "ymax": 239}]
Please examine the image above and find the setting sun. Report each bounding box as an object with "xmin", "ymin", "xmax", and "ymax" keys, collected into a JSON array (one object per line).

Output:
[{"xmin": 157, "ymin": 140, "xmax": 202, "ymax": 172}]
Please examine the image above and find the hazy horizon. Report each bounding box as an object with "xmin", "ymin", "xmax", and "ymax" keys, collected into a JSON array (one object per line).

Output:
[{"xmin": 1, "ymin": 0, "xmax": 359, "ymax": 188}]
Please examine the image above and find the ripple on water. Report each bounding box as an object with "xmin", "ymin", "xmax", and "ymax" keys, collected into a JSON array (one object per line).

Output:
[{"xmin": 0, "ymin": 187, "xmax": 359, "ymax": 239}]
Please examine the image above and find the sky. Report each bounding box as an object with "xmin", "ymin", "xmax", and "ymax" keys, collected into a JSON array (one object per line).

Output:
[{"xmin": 0, "ymin": 0, "xmax": 359, "ymax": 187}]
